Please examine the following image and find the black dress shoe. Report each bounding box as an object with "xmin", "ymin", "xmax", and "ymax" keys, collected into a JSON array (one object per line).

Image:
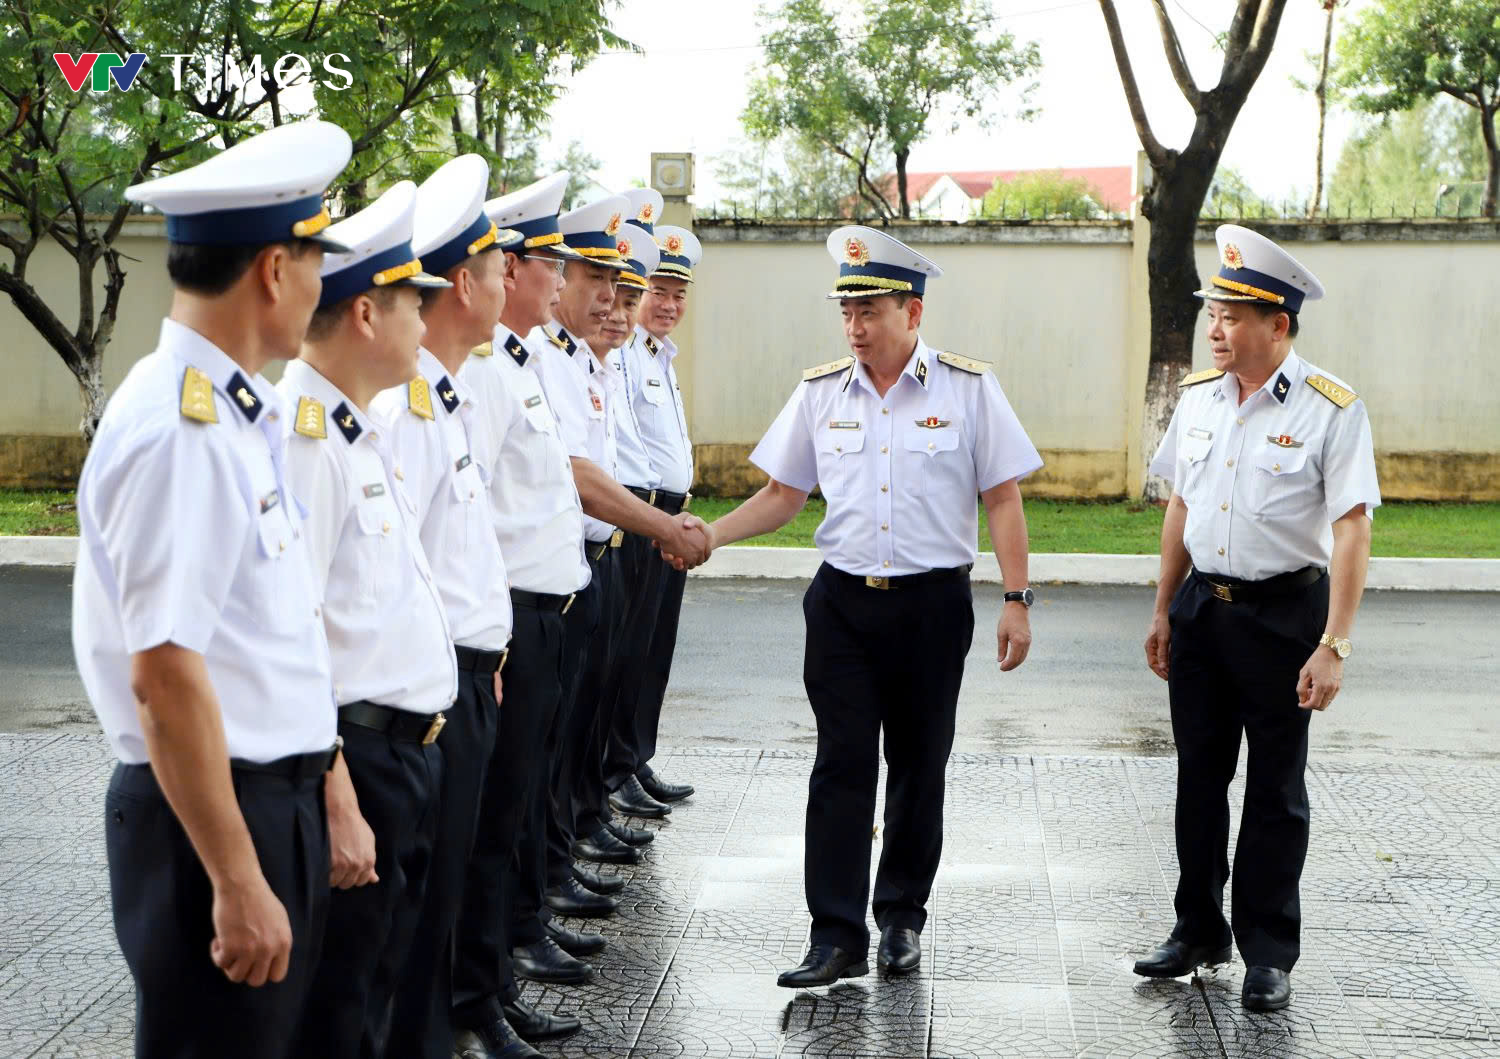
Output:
[
  {"xmin": 1241, "ymin": 966, "xmax": 1292, "ymax": 1011},
  {"xmin": 877, "ymin": 926, "xmax": 921, "ymax": 974},
  {"xmin": 502, "ymin": 994, "xmax": 583, "ymax": 1042},
  {"xmin": 453, "ymin": 1015, "xmax": 542, "ymax": 1059},
  {"xmin": 544, "ymin": 876, "xmax": 618, "ymax": 918},
  {"xmin": 606, "ymin": 818, "xmax": 655, "ymax": 846},
  {"xmin": 608, "ymin": 774, "xmax": 672, "ymax": 819},
  {"xmin": 545, "ymin": 917, "xmax": 607, "ymax": 957},
  {"xmin": 572, "ymin": 826, "xmax": 643, "ymax": 865},
  {"xmin": 511, "ymin": 937, "xmax": 593, "ymax": 985},
  {"xmin": 638, "ymin": 768, "xmax": 694, "ymax": 803},
  {"xmin": 776, "ymin": 944, "xmax": 869, "ymax": 988},
  {"xmin": 1132, "ymin": 937, "xmax": 1234, "ymax": 978},
  {"xmin": 572, "ymin": 862, "xmax": 625, "ymax": 895}
]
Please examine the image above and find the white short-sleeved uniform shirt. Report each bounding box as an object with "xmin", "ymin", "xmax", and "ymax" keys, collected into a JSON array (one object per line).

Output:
[
  {"xmin": 621, "ymin": 326, "xmax": 693, "ymax": 493},
  {"xmin": 530, "ymin": 329, "xmax": 619, "ymax": 543},
  {"xmin": 458, "ymin": 327, "xmax": 589, "ymax": 594},
  {"xmin": 72, "ymin": 320, "xmax": 336, "ymax": 764},
  {"xmin": 605, "ymin": 344, "xmax": 660, "ymax": 491},
  {"xmin": 278, "ymin": 359, "xmax": 456, "ymax": 713},
  {"xmin": 752, "ymin": 336, "xmax": 1042, "ymax": 577},
  {"xmin": 371, "ymin": 348, "xmax": 513, "ymax": 652},
  {"xmin": 1149, "ymin": 351, "xmax": 1381, "ymax": 581}
]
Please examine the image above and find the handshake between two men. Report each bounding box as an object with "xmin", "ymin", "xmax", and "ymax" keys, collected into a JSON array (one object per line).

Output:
[{"xmin": 657, "ymin": 513, "xmax": 714, "ymax": 571}]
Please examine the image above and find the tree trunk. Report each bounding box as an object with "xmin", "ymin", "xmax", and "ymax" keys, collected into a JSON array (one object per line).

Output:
[
  {"xmin": 76, "ymin": 355, "xmax": 107, "ymax": 443},
  {"xmin": 895, "ymin": 148, "xmax": 911, "ymax": 219},
  {"xmin": 1309, "ymin": 2, "xmax": 1336, "ymax": 219},
  {"xmin": 1140, "ymin": 146, "xmax": 1220, "ymax": 501},
  {"xmin": 1481, "ymin": 105, "xmax": 1498, "ymax": 218}
]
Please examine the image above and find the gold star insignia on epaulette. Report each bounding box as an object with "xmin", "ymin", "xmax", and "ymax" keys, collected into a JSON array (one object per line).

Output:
[
  {"xmin": 470, "ymin": 342, "xmax": 493, "ymax": 357},
  {"xmin": 938, "ymin": 351, "xmax": 991, "ymax": 376},
  {"xmin": 179, "ymin": 366, "xmax": 218, "ymax": 424},
  {"xmin": 802, "ymin": 356, "xmax": 855, "ymax": 382},
  {"xmin": 1305, "ymin": 374, "xmax": 1357, "ymax": 408},
  {"xmin": 408, "ymin": 377, "xmax": 435, "ymax": 420},
  {"xmin": 1179, "ymin": 368, "xmax": 1226, "ymax": 388},
  {"xmin": 294, "ymin": 396, "xmax": 326, "ymax": 439}
]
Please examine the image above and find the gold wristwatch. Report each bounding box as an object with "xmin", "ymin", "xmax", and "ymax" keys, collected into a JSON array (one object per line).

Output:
[{"xmin": 1319, "ymin": 633, "xmax": 1352, "ymax": 660}]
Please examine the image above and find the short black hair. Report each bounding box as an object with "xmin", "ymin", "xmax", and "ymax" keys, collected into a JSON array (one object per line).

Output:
[
  {"xmin": 304, "ymin": 285, "xmax": 403, "ymax": 343},
  {"xmin": 166, "ymin": 240, "xmax": 314, "ymax": 296},
  {"xmin": 1247, "ymin": 301, "xmax": 1300, "ymax": 339}
]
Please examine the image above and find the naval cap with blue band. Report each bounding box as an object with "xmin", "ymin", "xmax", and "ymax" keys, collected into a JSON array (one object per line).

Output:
[
  {"xmin": 315, "ymin": 180, "xmax": 453, "ymax": 309},
  {"xmin": 1195, "ymin": 223, "xmax": 1324, "ymax": 313},
  {"xmin": 825, "ymin": 224, "xmax": 941, "ymax": 299}
]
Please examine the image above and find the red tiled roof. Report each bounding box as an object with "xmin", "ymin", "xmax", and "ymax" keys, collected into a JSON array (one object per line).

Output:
[{"xmin": 880, "ymin": 166, "xmax": 1136, "ymax": 212}]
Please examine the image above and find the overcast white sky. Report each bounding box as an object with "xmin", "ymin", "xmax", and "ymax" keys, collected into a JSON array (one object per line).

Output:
[{"xmin": 543, "ymin": 0, "xmax": 1370, "ymax": 209}]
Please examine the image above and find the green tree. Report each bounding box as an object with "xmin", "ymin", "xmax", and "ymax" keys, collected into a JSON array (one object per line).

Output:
[
  {"xmin": 1336, "ymin": 0, "xmax": 1500, "ymax": 216},
  {"xmin": 1097, "ymin": 0, "xmax": 1292, "ymax": 499},
  {"xmin": 1326, "ymin": 97, "xmax": 1489, "ymax": 215},
  {"xmin": 713, "ymin": 135, "xmax": 869, "ymax": 217},
  {"xmin": 0, "ymin": 0, "xmax": 621, "ymax": 441},
  {"xmin": 1200, "ymin": 166, "xmax": 1278, "ymax": 218},
  {"xmin": 743, "ymin": 0, "xmax": 1040, "ymax": 220},
  {"xmin": 978, "ymin": 171, "xmax": 1103, "ymax": 219}
]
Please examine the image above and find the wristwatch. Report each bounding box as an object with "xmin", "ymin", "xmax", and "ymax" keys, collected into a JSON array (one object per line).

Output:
[
  {"xmin": 1003, "ymin": 588, "xmax": 1035, "ymax": 608},
  {"xmin": 1318, "ymin": 633, "xmax": 1352, "ymax": 659}
]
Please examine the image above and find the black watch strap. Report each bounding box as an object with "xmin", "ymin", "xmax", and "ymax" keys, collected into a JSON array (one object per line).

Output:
[{"xmin": 1003, "ymin": 588, "xmax": 1034, "ymax": 607}]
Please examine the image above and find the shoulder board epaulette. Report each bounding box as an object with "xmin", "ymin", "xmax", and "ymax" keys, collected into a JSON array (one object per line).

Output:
[
  {"xmin": 1305, "ymin": 374, "xmax": 1357, "ymax": 408},
  {"xmin": 1179, "ymin": 368, "xmax": 1225, "ymax": 389},
  {"xmin": 293, "ymin": 396, "xmax": 327, "ymax": 439},
  {"xmin": 803, "ymin": 356, "xmax": 855, "ymax": 382},
  {"xmin": 179, "ymin": 366, "xmax": 218, "ymax": 424},
  {"xmin": 470, "ymin": 342, "xmax": 493, "ymax": 358},
  {"xmin": 408, "ymin": 377, "xmax": 435, "ymax": 420},
  {"xmin": 938, "ymin": 351, "xmax": 991, "ymax": 376}
]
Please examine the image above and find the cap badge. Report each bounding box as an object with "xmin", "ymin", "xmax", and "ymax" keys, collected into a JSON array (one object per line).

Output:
[
  {"xmin": 638, "ymin": 203, "xmax": 655, "ymax": 223},
  {"xmin": 844, "ymin": 237, "xmax": 870, "ymax": 267},
  {"xmin": 661, "ymin": 233, "xmax": 684, "ymax": 255},
  {"xmin": 617, "ymin": 238, "xmax": 631, "ymax": 257},
  {"xmin": 1222, "ymin": 243, "xmax": 1244, "ymax": 270},
  {"xmin": 604, "ymin": 212, "xmax": 622, "ymax": 237}
]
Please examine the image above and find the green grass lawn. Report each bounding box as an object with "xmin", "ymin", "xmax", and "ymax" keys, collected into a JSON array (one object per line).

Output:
[{"xmin": 1, "ymin": 489, "xmax": 1496, "ymax": 557}]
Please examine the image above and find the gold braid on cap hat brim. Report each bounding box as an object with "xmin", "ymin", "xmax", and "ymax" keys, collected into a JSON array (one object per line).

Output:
[
  {"xmin": 1210, "ymin": 275, "xmax": 1285, "ymax": 305},
  {"xmin": 834, "ymin": 274, "xmax": 913, "ymax": 293}
]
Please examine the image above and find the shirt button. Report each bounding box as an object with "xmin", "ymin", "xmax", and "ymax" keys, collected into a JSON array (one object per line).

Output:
[
  {"xmin": 1237, "ymin": 417, "xmax": 1245, "ymax": 426},
  {"xmin": 278, "ymin": 539, "xmax": 286, "ymax": 552},
  {"xmin": 881, "ymin": 408, "xmax": 889, "ymax": 415},
  {"xmin": 883, "ymin": 560, "xmax": 892, "ymax": 568},
  {"xmin": 1218, "ymin": 547, "xmax": 1226, "ymax": 556},
  {"xmin": 469, "ymin": 490, "xmax": 477, "ymax": 500},
  {"xmin": 881, "ymin": 445, "xmax": 888, "ymax": 454},
  {"xmin": 1220, "ymin": 502, "xmax": 1228, "ymax": 511},
  {"xmin": 1273, "ymin": 463, "xmax": 1281, "ymax": 472},
  {"xmin": 835, "ymin": 444, "xmax": 842, "ymax": 452},
  {"xmin": 395, "ymin": 468, "xmax": 404, "ymax": 481},
  {"xmin": 313, "ymin": 606, "xmax": 321, "ymax": 619},
  {"xmin": 1226, "ymin": 459, "xmax": 1235, "ymax": 467},
  {"xmin": 382, "ymin": 521, "xmax": 391, "ymax": 534},
  {"xmin": 368, "ymin": 432, "xmax": 378, "ymax": 442},
  {"xmin": 880, "ymin": 484, "xmax": 888, "ymax": 493},
  {"xmin": 881, "ymin": 522, "xmax": 889, "ymax": 531},
  {"xmin": 928, "ymin": 442, "xmax": 935, "ymax": 450}
]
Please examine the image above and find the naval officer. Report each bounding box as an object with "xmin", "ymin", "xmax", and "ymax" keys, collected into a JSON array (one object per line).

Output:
[
  {"xmin": 72, "ymin": 120, "xmax": 351, "ymax": 1057},
  {"xmin": 1133, "ymin": 225, "xmax": 1380, "ymax": 1012},
  {"xmin": 702, "ymin": 226, "xmax": 1043, "ymax": 987}
]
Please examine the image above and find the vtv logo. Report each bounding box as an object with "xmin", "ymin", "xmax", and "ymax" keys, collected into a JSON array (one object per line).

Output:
[{"xmin": 53, "ymin": 53, "xmax": 149, "ymax": 92}]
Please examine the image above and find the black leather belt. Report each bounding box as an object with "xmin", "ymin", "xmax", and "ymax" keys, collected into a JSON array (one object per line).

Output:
[
  {"xmin": 653, "ymin": 489, "xmax": 691, "ymax": 513},
  {"xmin": 587, "ymin": 540, "xmax": 610, "ymax": 561},
  {"xmin": 511, "ymin": 587, "xmax": 576, "ymax": 614},
  {"xmin": 230, "ymin": 745, "xmax": 339, "ymax": 781},
  {"xmin": 456, "ymin": 644, "xmax": 508, "ymax": 676},
  {"xmin": 340, "ymin": 701, "xmax": 446, "ymax": 745},
  {"xmin": 626, "ymin": 485, "xmax": 656, "ymax": 504},
  {"xmin": 1194, "ymin": 565, "xmax": 1325, "ymax": 603},
  {"xmin": 825, "ymin": 563, "xmax": 972, "ymax": 591}
]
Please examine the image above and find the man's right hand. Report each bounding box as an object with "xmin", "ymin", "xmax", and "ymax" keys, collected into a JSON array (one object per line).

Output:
[
  {"xmin": 325, "ymin": 757, "xmax": 378, "ymax": 889},
  {"xmin": 661, "ymin": 514, "xmax": 711, "ymax": 569},
  {"xmin": 1144, "ymin": 611, "xmax": 1171, "ymax": 681},
  {"xmin": 210, "ymin": 874, "xmax": 294, "ymax": 987}
]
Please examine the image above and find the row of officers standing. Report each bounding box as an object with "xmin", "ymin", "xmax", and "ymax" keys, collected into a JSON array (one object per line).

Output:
[{"xmin": 73, "ymin": 120, "xmax": 712, "ymax": 1059}]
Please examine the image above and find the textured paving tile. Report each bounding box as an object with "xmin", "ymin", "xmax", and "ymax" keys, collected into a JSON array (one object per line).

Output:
[{"xmin": 3, "ymin": 736, "xmax": 1500, "ymax": 1056}]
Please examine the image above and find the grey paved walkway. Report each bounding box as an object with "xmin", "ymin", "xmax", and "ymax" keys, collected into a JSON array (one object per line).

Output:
[{"xmin": 2, "ymin": 735, "xmax": 1498, "ymax": 1057}]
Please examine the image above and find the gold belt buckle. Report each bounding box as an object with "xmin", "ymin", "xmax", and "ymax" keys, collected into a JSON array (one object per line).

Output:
[
  {"xmin": 423, "ymin": 712, "xmax": 446, "ymax": 745},
  {"xmin": 1210, "ymin": 582, "xmax": 1234, "ymax": 603},
  {"xmin": 497, "ymin": 648, "xmax": 509, "ymax": 673},
  {"xmin": 864, "ymin": 576, "xmax": 890, "ymax": 590},
  {"xmin": 683, "ymin": 492, "xmax": 693, "ymax": 511},
  {"xmin": 648, "ymin": 489, "xmax": 657, "ymax": 506},
  {"xmin": 561, "ymin": 592, "xmax": 576, "ymax": 615},
  {"xmin": 610, "ymin": 529, "xmax": 624, "ymax": 548}
]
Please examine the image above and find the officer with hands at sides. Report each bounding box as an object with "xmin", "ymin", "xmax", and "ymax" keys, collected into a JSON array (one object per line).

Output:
[
  {"xmin": 73, "ymin": 120, "xmax": 351, "ymax": 1059},
  {"xmin": 701, "ymin": 226, "xmax": 1043, "ymax": 988},
  {"xmin": 1134, "ymin": 225, "xmax": 1379, "ymax": 1013}
]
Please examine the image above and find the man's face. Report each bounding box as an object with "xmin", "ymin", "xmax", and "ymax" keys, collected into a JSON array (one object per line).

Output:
[
  {"xmin": 271, "ymin": 243, "xmax": 326, "ymax": 356},
  {"xmin": 369, "ymin": 286, "xmax": 426, "ymax": 389},
  {"xmin": 840, "ymin": 295, "xmax": 918, "ymax": 363},
  {"xmin": 463, "ymin": 250, "xmax": 507, "ymax": 346},
  {"xmin": 599, "ymin": 287, "xmax": 644, "ymax": 351},
  {"xmin": 506, "ymin": 251, "xmax": 563, "ymax": 333},
  {"xmin": 1204, "ymin": 300, "xmax": 1281, "ymax": 374},
  {"xmin": 558, "ymin": 261, "xmax": 617, "ymax": 341},
  {"xmin": 641, "ymin": 276, "xmax": 688, "ymax": 338}
]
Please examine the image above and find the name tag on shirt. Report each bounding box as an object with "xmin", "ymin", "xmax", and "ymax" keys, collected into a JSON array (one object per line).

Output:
[
  {"xmin": 591, "ymin": 394, "xmax": 603, "ymax": 412},
  {"xmin": 829, "ymin": 420, "xmax": 861, "ymax": 430},
  {"xmin": 1186, "ymin": 427, "xmax": 1213, "ymax": 440},
  {"xmin": 363, "ymin": 483, "xmax": 386, "ymax": 499},
  {"xmin": 646, "ymin": 379, "xmax": 662, "ymax": 387},
  {"xmin": 259, "ymin": 489, "xmax": 280, "ymax": 513},
  {"xmin": 525, "ymin": 395, "xmax": 543, "ymax": 409},
  {"xmin": 455, "ymin": 454, "xmax": 472, "ymax": 473}
]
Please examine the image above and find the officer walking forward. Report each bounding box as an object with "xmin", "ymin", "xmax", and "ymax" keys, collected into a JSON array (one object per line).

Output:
[
  {"xmin": 71, "ymin": 121, "xmax": 351, "ymax": 1057},
  {"xmin": 1133, "ymin": 225, "xmax": 1380, "ymax": 1013},
  {"xmin": 702, "ymin": 226, "xmax": 1042, "ymax": 987}
]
